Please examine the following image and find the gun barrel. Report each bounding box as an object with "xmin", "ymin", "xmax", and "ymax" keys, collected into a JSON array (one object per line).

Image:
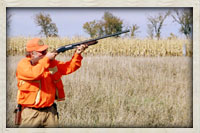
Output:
[
  {"xmin": 56, "ymin": 30, "xmax": 130, "ymax": 53},
  {"xmin": 91, "ymin": 30, "xmax": 130, "ymax": 41}
]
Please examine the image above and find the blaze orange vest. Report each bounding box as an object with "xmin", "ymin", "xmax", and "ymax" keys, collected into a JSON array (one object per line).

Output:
[
  {"xmin": 16, "ymin": 53, "xmax": 82, "ymax": 108},
  {"xmin": 48, "ymin": 62, "xmax": 65, "ymax": 101}
]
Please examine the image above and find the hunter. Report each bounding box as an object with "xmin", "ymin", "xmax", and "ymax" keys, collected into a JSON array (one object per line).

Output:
[{"xmin": 15, "ymin": 38, "xmax": 96, "ymax": 127}]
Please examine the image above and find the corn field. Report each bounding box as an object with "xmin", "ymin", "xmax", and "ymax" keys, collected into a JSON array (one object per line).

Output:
[{"xmin": 7, "ymin": 37, "xmax": 192, "ymax": 56}]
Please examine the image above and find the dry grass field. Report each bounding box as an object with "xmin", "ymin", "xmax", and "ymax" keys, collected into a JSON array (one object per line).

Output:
[{"xmin": 6, "ymin": 54, "xmax": 192, "ymax": 128}]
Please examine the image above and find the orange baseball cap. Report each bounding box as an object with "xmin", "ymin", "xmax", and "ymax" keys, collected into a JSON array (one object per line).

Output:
[{"xmin": 26, "ymin": 38, "xmax": 48, "ymax": 52}]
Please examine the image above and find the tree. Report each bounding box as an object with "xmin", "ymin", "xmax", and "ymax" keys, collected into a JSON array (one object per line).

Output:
[
  {"xmin": 130, "ymin": 24, "xmax": 140, "ymax": 38},
  {"xmin": 147, "ymin": 11, "xmax": 171, "ymax": 40},
  {"xmin": 34, "ymin": 12, "xmax": 58, "ymax": 37},
  {"xmin": 83, "ymin": 11, "xmax": 123, "ymax": 37},
  {"xmin": 83, "ymin": 20, "xmax": 100, "ymax": 37},
  {"xmin": 171, "ymin": 9, "xmax": 192, "ymax": 39},
  {"xmin": 83, "ymin": 21, "xmax": 97, "ymax": 38},
  {"xmin": 7, "ymin": 14, "xmax": 12, "ymax": 28},
  {"xmin": 147, "ymin": 24, "xmax": 154, "ymax": 39},
  {"xmin": 103, "ymin": 11, "xmax": 123, "ymax": 35}
]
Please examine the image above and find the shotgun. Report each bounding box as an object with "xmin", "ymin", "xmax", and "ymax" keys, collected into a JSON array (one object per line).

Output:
[{"xmin": 56, "ymin": 30, "xmax": 130, "ymax": 53}]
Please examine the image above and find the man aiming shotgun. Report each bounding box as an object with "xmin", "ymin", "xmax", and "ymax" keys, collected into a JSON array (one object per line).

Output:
[{"xmin": 14, "ymin": 30, "xmax": 129, "ymax": 127}]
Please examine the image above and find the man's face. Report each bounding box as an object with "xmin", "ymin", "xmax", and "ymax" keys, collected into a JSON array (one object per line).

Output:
[{"xmin": 30, "ymin": 49, "xmax": 47, "ymax": 64}]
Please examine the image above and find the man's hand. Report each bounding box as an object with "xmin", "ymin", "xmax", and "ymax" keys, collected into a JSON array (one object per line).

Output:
[
  {"xmin": 76, "ymin": 44, "xmax": 88, "ymax": 54},
  {"xmin": 45, "ymin": 52, "xmax": 58, "ymax": 60},
  {"xmin": 76, "ymin": 41, "xmax": 98, "ymax": 54}
]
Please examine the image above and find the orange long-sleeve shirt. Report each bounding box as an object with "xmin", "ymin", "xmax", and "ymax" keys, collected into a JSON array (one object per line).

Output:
[{"xmin": 16, "ymin": 53, "xmax": 83, "ymax": 108}]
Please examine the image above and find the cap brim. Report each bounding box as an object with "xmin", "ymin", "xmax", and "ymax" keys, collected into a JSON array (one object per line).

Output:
[{"xmin": 36, "ymin": 45, "xmax": 48, "ymax": 52}]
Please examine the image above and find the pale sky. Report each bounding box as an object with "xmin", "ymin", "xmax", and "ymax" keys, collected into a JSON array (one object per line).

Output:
[{"xmin": 7, "ymin": 8, "xmax": 190, "ymax": 39}]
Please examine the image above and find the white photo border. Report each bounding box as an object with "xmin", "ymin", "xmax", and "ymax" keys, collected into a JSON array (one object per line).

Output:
[{"xmin": 1, "ymin": 0, "xmax": 200, "ymax": 132}]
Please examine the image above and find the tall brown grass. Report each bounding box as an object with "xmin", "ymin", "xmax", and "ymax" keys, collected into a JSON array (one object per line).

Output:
[
  {"xmin": 6, "ymin": 55, "xmax": 192, "ymax": 128},
  {"xmin": 7, "ymin": 37, "xmax": 192, "ymax": 56}
]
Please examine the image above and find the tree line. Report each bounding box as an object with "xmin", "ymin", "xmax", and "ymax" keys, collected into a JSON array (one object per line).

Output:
[{"xmin": 8, "ymin": 9, "xmax": 192, "ymax": 39}]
